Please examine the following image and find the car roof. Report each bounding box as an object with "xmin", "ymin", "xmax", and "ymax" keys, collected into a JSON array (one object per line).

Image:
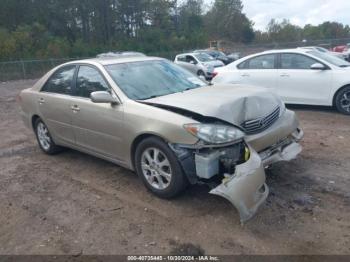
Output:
[
  {"xmin": 64, "ymin": 56, "xmax": 164, "ymax": 66},
  {"xmin": 176, "ymin": 52, "xmax": 198, "ymax": 57},
  {"xmin": 261, "ymin": 48, "xmax": 310, "ymax": 54}
]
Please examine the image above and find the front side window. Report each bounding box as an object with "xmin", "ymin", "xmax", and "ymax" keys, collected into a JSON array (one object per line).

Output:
[
  {"xmin": 76, "ymin": 66, "xmax": 110, "ymax": 98},
  {"xmin": 281, "ymin": 53, "xmax": 317, "ymax": 69},
  {"xmin": 41, "ymin": 65, "xmax": 76, "ymax": 94},
  {"xmin": 186, "ymin": 55, "xmax": 197, "ymax": 64},
  {"xmin": 105, "ymin": 60, "xmax": 207, "ymax": 100}
]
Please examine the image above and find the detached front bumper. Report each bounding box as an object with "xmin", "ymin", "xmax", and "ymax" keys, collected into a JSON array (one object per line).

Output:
[
  {"xmin": 209, "ymin": 128, "xmax": 303, "ymax": 223},
  {"xmin": 210, "ymin": 146, "xmax": 268, "ymax": 223},
  {"xmin": 172, "ymin": 124, "xmax": 303, "ymax": 223}
]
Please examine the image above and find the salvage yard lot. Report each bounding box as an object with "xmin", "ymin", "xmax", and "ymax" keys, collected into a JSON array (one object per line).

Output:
[{"xmin": 0, "ymin": 80, "xmax": 350, "ymax": 255}]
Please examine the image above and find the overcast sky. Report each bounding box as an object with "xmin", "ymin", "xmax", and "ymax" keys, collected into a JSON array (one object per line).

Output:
[{"xmin": 204, "ymin": 0, "xmax": 350, "ymax": 31}]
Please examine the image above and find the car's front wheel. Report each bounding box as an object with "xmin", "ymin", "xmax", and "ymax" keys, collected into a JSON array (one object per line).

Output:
[
  {"xmin": 335, "ymin": 86, "xmax": 350, "ymax": 115},
  {"xmin": 197, "ymin": 70, "xmax": 206, "ymax": 78},
  {"xmin": 34, "ymin": 118, "xmax": 63, "ymax": 154},
  {"xmin": 135, "ymin": 137, "xmax": 188, "ymax": 199}
]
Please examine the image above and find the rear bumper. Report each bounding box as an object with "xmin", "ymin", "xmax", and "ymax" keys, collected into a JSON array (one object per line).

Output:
[{"xmin": 210, "ymin": 146, "xmax": 268, "ymax": 223}]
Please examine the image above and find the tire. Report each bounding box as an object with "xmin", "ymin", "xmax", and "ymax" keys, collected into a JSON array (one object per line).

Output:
[
  {"xmin": 34, "ymin": 118, "xmax": 63, "ymax": 155},
  {"xmin": 335, "ymin": 86, "xmax": 350, "ymax": 115},
  {"xmin": 197, "ymin": 70, "xmax": 206, "ymax": 78},
  {"xmin": 134, "ymin": 137, "xmax": 188, "ymax": 199}
]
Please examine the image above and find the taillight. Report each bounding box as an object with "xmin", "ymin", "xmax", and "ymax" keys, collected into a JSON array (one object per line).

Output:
[{"xmin": 212, "ymin": 72, "xmax": 218, "ymax": 78}]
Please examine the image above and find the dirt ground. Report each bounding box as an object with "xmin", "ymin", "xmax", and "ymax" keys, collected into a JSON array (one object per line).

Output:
[{"xmin": 0, "ymin": 79, "xmax": 349, "ymax": 255}]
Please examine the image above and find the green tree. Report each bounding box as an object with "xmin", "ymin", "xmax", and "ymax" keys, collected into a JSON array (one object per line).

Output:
[{"xmin": 205, "ymin": 0, "xmax": 254, "ymax": 43}]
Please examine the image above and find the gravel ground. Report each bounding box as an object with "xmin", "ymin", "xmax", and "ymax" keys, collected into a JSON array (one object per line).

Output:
[{"xmin": 0, "ymin": 79, "xmax": 349, "ymax": 255}]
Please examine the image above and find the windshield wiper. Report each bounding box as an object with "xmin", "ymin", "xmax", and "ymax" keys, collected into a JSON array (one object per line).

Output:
[
  {"xmin": 339, "ymin": 65, "xmax": 350, "ymax": 67},
  {"xmin": 138, "ymin": 95, "xmax": 158, "ymax": 100}
]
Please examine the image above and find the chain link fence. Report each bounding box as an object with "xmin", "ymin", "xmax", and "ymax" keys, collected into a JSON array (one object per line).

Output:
[
  {"xmin": 0, "ymin": 58, "xmax": 84, "ymax": 82},
  {"xmin": 225, "ymin": 38, "xmax": 350, "ymax": 56},
  {"xmin": 0, "ymin": 52, "xmax": 181, "ymax": 82},
  {"xmin": 0, "ymin": 58, "xmax": 73, "ymax": 82},
  {"xmin": 1, "ymin": 38, "xmax": 350, "ymax": 82}
]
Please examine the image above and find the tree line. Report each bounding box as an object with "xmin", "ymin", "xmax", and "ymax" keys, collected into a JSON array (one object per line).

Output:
[{"xmin": 0, "ymin": 0, "xmax": 349, "ymax": 61}]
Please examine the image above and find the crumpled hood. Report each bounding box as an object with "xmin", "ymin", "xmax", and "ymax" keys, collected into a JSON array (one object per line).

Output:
[{"xmin": 144, "ymin": 84, "xmax": 283, "ymax": 126}]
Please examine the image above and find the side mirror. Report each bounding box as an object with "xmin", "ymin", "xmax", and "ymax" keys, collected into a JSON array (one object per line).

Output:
[
  {"xmin": 310, "ymin": 63, "xmax": 326, "ymax": 70},
  {"xmin": 90, "ymin": 91, "xmax": 119, "ymax": 104},
  {"xmin": 189, "ymin": 60, "xmax": 197, "ymax": 65}
]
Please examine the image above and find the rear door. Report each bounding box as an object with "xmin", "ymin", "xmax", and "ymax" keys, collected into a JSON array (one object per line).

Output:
[
  {"xmin": 37, "ymin": 65, "xmax": 77, "ymax": 144},
  {"xmin": 69, "ymin": 65, "xmax": 125, "ymax": 160},
  {"xmin": 277, "ymin": 53, "xmax": 333, "ymax": 105},
  {"xmin": 236, "ymin": 54, "xmax": 278, "ymax": 90}
]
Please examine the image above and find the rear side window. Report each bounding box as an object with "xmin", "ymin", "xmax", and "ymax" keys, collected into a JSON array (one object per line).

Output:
[
  {"xmin": 237, "ymin": 60, "xmax": 249, "ymax": 69},
  {"xmin": 281, "ymin": 53, "xmax": 317, "ymax": 69},
  {"xmin": 238, "ymin": 54, "xmax": 275, "ymax": 69},
  {"xmin": 41, "ymin": 65, "xmax": 76, "ymax": 94},
  {"xmin": 76, "ymin": 65, "xmax": 110, "ymax": 98}
]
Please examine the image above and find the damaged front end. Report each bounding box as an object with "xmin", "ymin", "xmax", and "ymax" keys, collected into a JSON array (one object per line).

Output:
[
  {"xmin": 169, "ymin": 127, "xmax": 303, "ymax": 223},
  {"xmin": 170, "ymin": 140, "xmax": 268, "ymax": 223},
  {"xmin": 209, "ymin": 146, "xmax": 268, "ymax": 223}
]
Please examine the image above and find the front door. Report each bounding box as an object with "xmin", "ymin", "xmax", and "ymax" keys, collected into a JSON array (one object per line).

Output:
[
  {"xmin": 277, "ymin": 53, "xmax": 333, "ymax": 105},
  {"xmin": 69, "ymin": 65, "xmax": 125, "ymax": 160}
]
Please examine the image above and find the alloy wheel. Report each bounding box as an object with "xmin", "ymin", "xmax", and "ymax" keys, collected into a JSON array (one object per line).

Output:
[
  {"xmin": 37, "ymin": 122, "xmax": 51, "ymax": 151},
  {"xmin": 340, "ymin": 91, "xmax": 350, "ymax": 113},
  {"xmin": 141, "ymin": 147, "xmax": 172, "ymax": 190}
]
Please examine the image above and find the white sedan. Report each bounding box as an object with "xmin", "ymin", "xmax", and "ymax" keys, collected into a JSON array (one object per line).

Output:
[{"xmin": 212, "ymin": 49, "xmax": 350, "ymax": 115}]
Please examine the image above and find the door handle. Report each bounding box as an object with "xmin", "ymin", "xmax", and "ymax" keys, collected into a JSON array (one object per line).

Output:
[
  {"xmin": 241, "ymin": 73, "xmax": 250, "ymax": 77},
  {"xmin": 280, "ymin": 73, "xmax": 290, "ymax": 77},
  {"xmin": 71, "ymin": 105, "xmax": 80, "ymax": 112},
  {"xmin": 38, "ymin": 98, "xmax": 45, "ymax": 105}
]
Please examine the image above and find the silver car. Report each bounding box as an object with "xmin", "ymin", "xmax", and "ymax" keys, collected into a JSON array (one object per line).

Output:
[
  {"xmin": 18, "ymin": 56, "xmax": 303, "ymax": 222},
  {"xmin": 174, "ymin": 52, "xmax": 224, "ymax": 80}
]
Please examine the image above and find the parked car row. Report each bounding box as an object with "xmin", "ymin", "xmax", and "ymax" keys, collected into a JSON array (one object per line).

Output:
[
  {"xmin": 331, "ymin": 43, "xmax": 350, "ymax": 61},
  {"xmin": 18, "ymin": 52, "xmax": 303, "ymax": 223},
  {"xmin": 174, "ymin": 49, "xmax": 242, "ymax": 80}
]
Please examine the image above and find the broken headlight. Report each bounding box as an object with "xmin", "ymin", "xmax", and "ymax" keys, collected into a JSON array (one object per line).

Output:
[{"xmin": 184, "ymin": 123, "xmax": 244, "ymax": 144}]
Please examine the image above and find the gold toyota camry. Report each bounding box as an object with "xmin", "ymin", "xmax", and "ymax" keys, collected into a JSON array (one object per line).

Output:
[{"xmin": 18, "ymin": 54, "xmax": 303, "ymax": 223}]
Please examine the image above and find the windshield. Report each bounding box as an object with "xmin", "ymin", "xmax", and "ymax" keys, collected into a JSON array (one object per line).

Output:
[
  {"xmin": 308, "ymin": 51, "xmax": 350, "ymax": 67},
  {"xmin": 194, "ymin": 53, "xmax": 215, "ymax": 62},
  {"xmin": 105, "ymin": 60, "xmax": 207, "ymax": 100}
]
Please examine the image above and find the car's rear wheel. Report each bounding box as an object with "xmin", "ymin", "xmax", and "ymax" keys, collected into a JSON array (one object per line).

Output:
[
  {"xmin": 335, "ymin": 86, "xmax": 350, "ymax": 115},
  {"xmin": 135, "ymin": 137, "xmax": 188, "ymax": 198},
  {"xmin": 34, "ymin": 118, "xmax": 63, "ymax": 154}
]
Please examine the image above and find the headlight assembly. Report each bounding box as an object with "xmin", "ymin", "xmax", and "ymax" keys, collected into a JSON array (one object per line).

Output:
[{"xmin": 184, "ymin": 123, "xmax": 244, "ymax": 144}]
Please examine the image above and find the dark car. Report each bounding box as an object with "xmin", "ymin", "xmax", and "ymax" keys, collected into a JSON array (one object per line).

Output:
[{"xmin": 194, "ymin": 50, "xmax": 232, "ymax": 65}]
